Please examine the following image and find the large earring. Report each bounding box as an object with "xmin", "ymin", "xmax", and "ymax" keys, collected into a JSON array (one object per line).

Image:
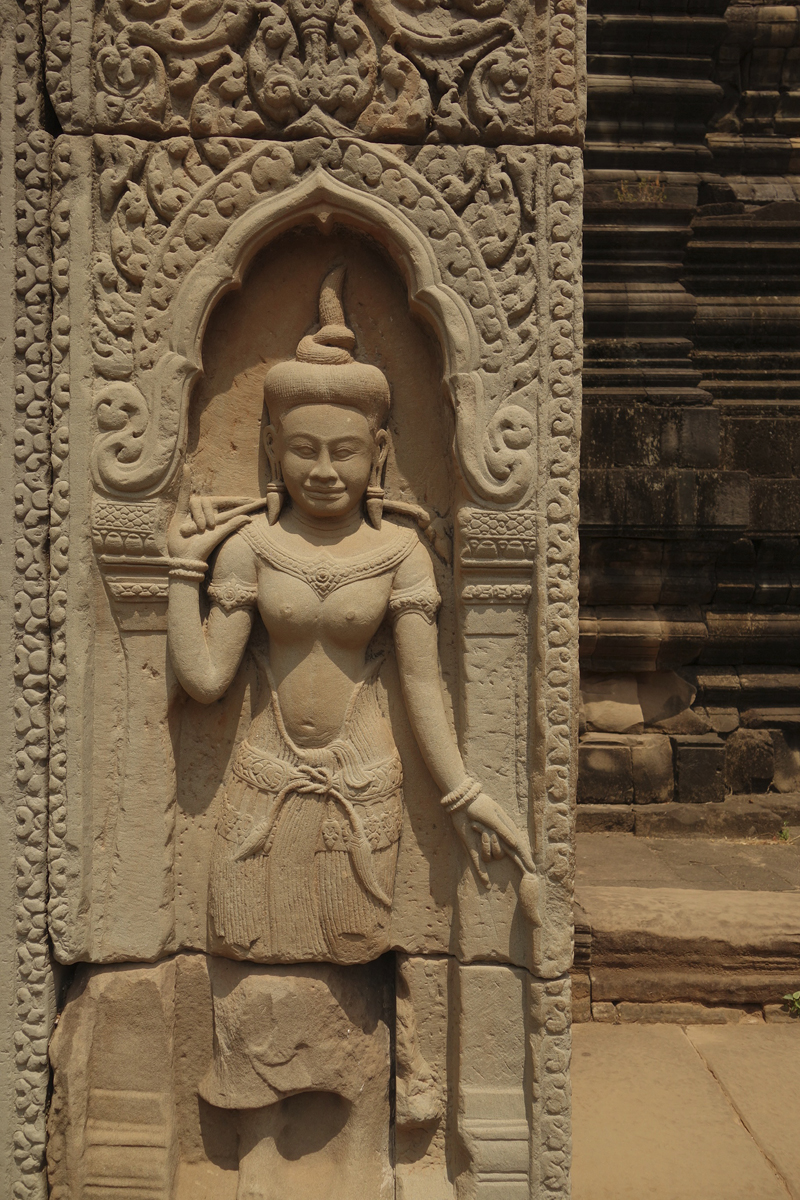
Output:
[
  {"xmin": 266, "ymin": 466, "xmax": 285, "ymax": 525},
  {"xmin": 263, "ymin": 420, "xmax": 285, "ymax": 525},
  {"xmin": 366, "ymin": 461, "xmax": 385, "ymax": 530}
]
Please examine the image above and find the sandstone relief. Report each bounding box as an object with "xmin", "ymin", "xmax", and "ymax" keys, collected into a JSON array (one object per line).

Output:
[
  {"xmin": 0, "ymin": 0, "xmax": 583, "ymax": 1195},
  {"xmin": 43, "ymin": 0, "xmax": 585, "ymax": 143}
]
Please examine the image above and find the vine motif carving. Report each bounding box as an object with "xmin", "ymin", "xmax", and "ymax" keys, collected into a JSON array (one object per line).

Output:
[
  {"xmin": 42, "ymin": 0, "xmax": 585, "ymax": 144},
  {"xmin": 49, "ymin": 141, "xmax": 72, "ymax": 976},
  {"xmin": 89, "ymin": 136, "xmax": 541, "ymax": 507},
  {"xmin": 11, "ymin": 6, "xmax": 56, "ymax": 1193},
  {"xmin": 547, "ymin": 0, "xmax": 585, "ymax": 140},
  {"xmin": 539, "ymin": 143, "xmax": 581, "ymax": 974},
  {"xmin": 529, "ymin": 976, "xmax": 572, "ymax": 1199}
]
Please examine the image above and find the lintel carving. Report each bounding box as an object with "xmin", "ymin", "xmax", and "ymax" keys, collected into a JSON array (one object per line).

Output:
[{"xmin": 43, "ymin": 0, "xmax": 586, "ymax": 144}]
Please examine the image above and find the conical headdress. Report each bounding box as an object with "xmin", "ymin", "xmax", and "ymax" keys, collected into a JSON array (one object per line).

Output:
[{"xmin": 263, "ymin": 266, "xmax": 391, "ymax": 429}]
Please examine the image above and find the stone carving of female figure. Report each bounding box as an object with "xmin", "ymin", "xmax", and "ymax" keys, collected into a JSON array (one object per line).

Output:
[{"xmin": 165, "ymin": 267, "xmax": 534, "ymax": 1195}]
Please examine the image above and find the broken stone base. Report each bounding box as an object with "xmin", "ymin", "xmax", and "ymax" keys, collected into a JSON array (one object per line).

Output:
[{"xmin": 49, "ymin": 954, "xmax": 571, "ymax": 1199}]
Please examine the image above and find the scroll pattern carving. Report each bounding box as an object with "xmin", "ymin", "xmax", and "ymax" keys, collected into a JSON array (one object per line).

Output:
[
  {"xmin": 547, "ymin": 0, "xmax": 585, "ymax": 140},
  {"xmin": 529, "ymin": 976, "xmax": 571, "ymax": 1199},
  {"xmin": 43, "ymin": 0, "xmax": 585, "ymax": 145},
  {"xmin": 49, "ymin": 141, "xmax": 72, "ymax": 969},
  {"xmin": 11, "ymin": 8, "xmax": 55, "ymax": 1194},
  {"xmin": 539, "ymin": 144, "xmax": 581, "ymax": 974},
  {"xmin": 87, "ymin": 136, "xmax": 543, "ymax": 506}
]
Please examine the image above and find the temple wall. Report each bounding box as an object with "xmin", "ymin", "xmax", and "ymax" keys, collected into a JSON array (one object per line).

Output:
[{"xmin": 578, "ymin": 0, "xmax": 800, "ymax": 832}]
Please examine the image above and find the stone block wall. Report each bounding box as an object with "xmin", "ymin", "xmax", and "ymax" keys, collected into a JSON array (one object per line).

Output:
[{"xmin": 579, "ymin": 0, "xmax": 800, "ymax": 829}]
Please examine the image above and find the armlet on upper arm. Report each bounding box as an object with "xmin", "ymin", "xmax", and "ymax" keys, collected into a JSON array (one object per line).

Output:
[
  {"xmin": 207, "ymin": 575, "xmax": 259, "ymax": 613},
  {"xmin": 388, "ymin": 578, "xmax": 441, "ymax": 625}
]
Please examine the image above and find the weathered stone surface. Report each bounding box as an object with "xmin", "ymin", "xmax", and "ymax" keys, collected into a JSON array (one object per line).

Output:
[
  {"xmin": 637, "ymin": 670, "xmax": 696, "ymax": 727},
  {"xmin": 592, "ymin": 967, "xmax": 800, "ymax": 1009},
  {"xmin": 580, "ymin": 672, "xmax": 642, "ymax": 732},
  {"xmin": 577, "ymin": 0, "xmax": 800, "ymax": 832},
  {"xmin": 675, "ymin": 737, "xmax": 726, "ymax": 804},
  {"xmin": 615, "ymin": 1002, "xmax": 763, "ymax": 1026},
  {"xmin": 764, "ymin": 1003, "xmax": 800, "ymax": 1025},
  {"xmin": 48, "ymin": 955, "xmax": 393, "ymax": 1199},
  {"xmin": 686, "ymin": 1026, "xmax": 800, "ymax": 1198},
  {"xmin": 771, "ymin": 728, "xmax": 800, "ymax": 793},
  {"xmin": 43, "ymin": 0, "xmax": 587, "ymax": 145},
  {"xmin": 631, "ymin": 735, "xmax": 674, "ymax": 805},
  {"xmin": 570, "ymin": 972, "xmax": 591, "ymax": 1024},
  {"xmin": 577, "ymin": 741, "xmax": 633, "ymax": 804},
  {"xmin": 632, "ymin": 799, "xmax": 785, "ymax": 838},
  {"xmin": 575, "ymin": 803, "xmax": 635, "ymax": 834},
  {"xmin": 5, "ymin": 0, "xmax": 586, "ymax": 1192},
  {"xmin": 572, "ymin": 1025, "xmax": 795, "ymax": 1200},
  {"xmin": 725, "ymin": 728, "xmax": 774, "ymax": 793},
  {"xmin": 576, "ymin": 827, "xmax": 800, "ymax": 893},
  {"xmin": 578, "ymin": 885, "xmax": 800, "ymax": 1007}
]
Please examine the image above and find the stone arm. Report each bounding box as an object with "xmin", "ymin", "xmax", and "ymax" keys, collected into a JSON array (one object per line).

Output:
[
  {"xmin": 392, "ymin": 543, "xmax": 535, "ymax": 881},
  {"xmin": 393, "ymin": 611, "xmax": 467, "ymax": 795},
  {"xmin": 167, "ymin": 536, "xmax": 257, "ymax": 704},
  {"xmin": 166, "ymin": 467, "xmax": 261, "ymax": 704}
]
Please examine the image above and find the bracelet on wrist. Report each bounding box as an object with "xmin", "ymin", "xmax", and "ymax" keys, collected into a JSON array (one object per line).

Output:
[
  {"xmin": 441, "ymin": 777, "xmax": 482, "ymax": 813},
  {"xmin": 168, "ymin": 557, "xmax": 208, "ymax": 582}
]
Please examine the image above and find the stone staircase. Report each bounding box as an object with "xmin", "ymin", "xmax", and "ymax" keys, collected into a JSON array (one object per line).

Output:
[{"xmin": 572, "ymin": 829, "xmax": 800, "ymax": 1024}]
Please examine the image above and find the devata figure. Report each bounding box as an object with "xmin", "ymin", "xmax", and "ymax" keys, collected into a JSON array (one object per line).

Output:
[{"xmin": 165, "ymin": 267, "xmax": 535, "ymax": 1195}]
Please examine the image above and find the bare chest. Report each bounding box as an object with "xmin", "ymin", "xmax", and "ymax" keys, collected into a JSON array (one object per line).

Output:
[{"xmin": 256, "ymin": 566, "xmax": 392, "ymax": 646}]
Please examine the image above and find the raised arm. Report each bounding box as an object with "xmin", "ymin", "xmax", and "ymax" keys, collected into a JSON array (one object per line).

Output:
[
  {"xmin": 166, "ymin": 468, "xmax": 261, "ymax": 704},
  {"xmin": 392, "ymin": 542, "xmax": 535, "ymax": 883}
]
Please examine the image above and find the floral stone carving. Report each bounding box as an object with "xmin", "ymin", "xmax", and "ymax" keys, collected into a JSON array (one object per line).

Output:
[{"xmin": 43, "ymin": 0, "xmax": 586, "ymax": 144}]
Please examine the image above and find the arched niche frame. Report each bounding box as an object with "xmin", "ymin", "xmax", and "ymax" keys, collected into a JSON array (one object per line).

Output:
[
  {"xmin": 73, "ymin": 138, "xmax": 577, "ymax": 983},
  {"xmin": 90, "ymin": 147, "xmax": 538, "ymax": 508}
]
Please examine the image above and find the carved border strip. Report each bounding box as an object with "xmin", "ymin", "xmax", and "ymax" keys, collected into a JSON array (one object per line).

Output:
[
  {"xmin": 547, "ymin": 0, "xmax": 586, "ymax": 142},
  {"xmin": 48, "ymin": 139, "xmax": 71, "ymax": 963},
  {"xmin": 537, "ymin": 144, "xmax": 582, "ymax": 976},
  {"xmin": 7, "ymin": 2, "xmax": 55, "ymax": 1196},
  {"xmin": 529, "ymin": 974, "xmax": 572, "ymax": 1200}
]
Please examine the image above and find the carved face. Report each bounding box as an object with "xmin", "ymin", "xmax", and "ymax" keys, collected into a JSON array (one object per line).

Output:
[{"xmin": 268, "ymin": 404, "xmax": 386, "ymax": 521}]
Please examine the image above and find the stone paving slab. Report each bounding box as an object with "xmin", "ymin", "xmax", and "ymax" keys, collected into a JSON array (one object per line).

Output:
[
  {"xmin": 572, "ymin": 1025, "xmax": 794, "ymax": 1200},
  {"xmin": 577, "ymin": 831, "xmax": 800, "ymax": 892},
  {"xmin": 687, "ymin": 1026, "xmax": 800, "ymax": 1200},
  {"xmin": 577, "ymin": 886, "xmax": 800, "ymax": 959}
]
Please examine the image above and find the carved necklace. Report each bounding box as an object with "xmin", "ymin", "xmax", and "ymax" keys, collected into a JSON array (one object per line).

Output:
[{"xmin": 241, "ymin": 515, "xmax": 417, "ymax": 601}]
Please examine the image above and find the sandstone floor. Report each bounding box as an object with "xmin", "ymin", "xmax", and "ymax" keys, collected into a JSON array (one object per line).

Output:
[
  {"xmin": 573, "ymin": 831, "xmax": 800, "ymax": 1197},
  {"xmin": 573, "ymin": 1023, "xmax": 800, "ymax": 1200}
]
